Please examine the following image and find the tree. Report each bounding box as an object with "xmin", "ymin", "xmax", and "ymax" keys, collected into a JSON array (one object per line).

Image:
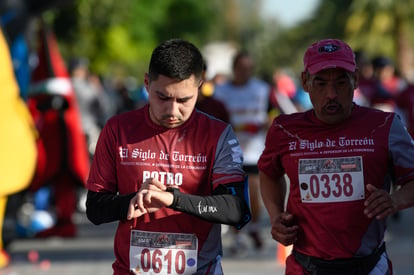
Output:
[
  {"xmin": 254, "ymin": 0, "xmax": 414, "ymax": 82},
  {"xmin": 345, "ymin": 0, "xmax": 414, "ymax": 81},
  {"xmin": 50, "ymin": 0, "xmax": 221, "ymax": 79},
  {"xmin": 254, "ymin": 0, "xmax": 353, "ymax": 78},
  {"xmin": 43, "ymin": 0, "xmax": 414, "ymax": 83}
]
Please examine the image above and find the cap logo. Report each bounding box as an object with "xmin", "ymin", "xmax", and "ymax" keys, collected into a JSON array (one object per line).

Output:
[{"xmin": 318, "ymin": 44, "xmax": 339, "ymax": 53}]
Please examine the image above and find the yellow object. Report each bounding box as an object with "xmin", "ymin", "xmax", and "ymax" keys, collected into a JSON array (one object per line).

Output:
[
  {"xmin": 0, "ymin": 28, "xmax": 37, "ymax": 195},
  {"xmin": 0, "ymin": 246, "xmax": 10, "ymax": 269},
  {"xmin": 0, "ymin": 197, "xmax": 8, "ymax": 266},
  {"xmin": 201, "ymin": 81, "xmax": 214, "ymax": 97},
  {"xmin": 0, "ymin": 27, "xmax": 37, "ymax": 268}
]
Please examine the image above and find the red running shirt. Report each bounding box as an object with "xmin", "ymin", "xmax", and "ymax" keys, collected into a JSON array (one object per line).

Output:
[
  {"xmin": 258, "ymin": 104, "xmax": 414, "ymax": 259},
  {"xmin": 87, "ymin": 105, "xmax": 245, "ymax": 274}
]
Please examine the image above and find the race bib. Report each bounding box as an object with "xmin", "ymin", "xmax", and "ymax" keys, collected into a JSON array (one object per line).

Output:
[
  {"xmin": 298, "ymin": 156, "xmax": 365, "ymax": 203},
  {"xmin": 130, "ymin": 230, "xmax": 198, "ymax": 275}
]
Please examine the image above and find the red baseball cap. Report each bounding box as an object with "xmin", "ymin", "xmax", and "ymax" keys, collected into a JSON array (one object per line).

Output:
[{"xmin": 303, "ymin": 39, "xmax": 356, "ymax": 74}]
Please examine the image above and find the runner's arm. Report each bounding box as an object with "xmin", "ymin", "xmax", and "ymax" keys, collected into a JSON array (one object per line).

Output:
[
  {"xmin": 167, "ymin": 180, "xmax": 251, "ymax": 229},
  {"xmin": 86, "ymin": 180, "xmax": 251, "ymax": 229},
  {"xmin": 259, "ymin": 171, "xmax": 286, "ymax": 218},
  {"xmin": 86, "ymin": 191, "xmax": 135, "ymax": 225},
  {"xmin": 260, "ymin": 171, "xmax": 299, "ymax": 245}
]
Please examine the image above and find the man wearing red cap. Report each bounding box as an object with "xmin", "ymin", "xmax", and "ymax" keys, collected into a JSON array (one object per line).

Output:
[{"xmin": 258, "ymin": 39, "xmax": 414, "ymax": 274}]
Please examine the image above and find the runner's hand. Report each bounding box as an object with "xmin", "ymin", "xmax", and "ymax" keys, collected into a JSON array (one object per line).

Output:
[
  {"xmin": 127, "ymin": 178, "xmax": 173, "ymax": 220},
  {"xmin": 364, "ymin": 184, "xmax": 397, "ymax": 220},
  {"xmin": 270, "ymin": 212, "xmax": 299, "ymax": 246}
]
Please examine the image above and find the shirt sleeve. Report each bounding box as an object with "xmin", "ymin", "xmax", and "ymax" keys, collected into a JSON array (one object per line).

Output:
[
  {"xmin": 211, "ymin": 124, "xmax": 246, "ymax": 187},
  {"xmin": 389, "ymin": 115, "xmax": 414, "ymax": 185},
  {"xmin": 257, "ymin": 118, "xmax": 284, "ymax": 179},
  {"xmin": 87, "ymin": 119, "xmax": 118, "ymax": 193},
  {"xmin": 168, "ymin": 179, "xmax": 251, "ymax": 229}
]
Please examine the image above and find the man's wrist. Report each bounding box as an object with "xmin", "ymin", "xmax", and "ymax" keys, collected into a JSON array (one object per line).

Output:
[{"xmin": 165, "ymin": 187, "xmax": 180, "ymax": 208}]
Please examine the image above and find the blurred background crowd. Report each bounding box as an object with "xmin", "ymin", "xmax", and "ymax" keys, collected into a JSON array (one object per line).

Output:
[{"xmin": 1, "ymin": 0, "xmax": 414, "ymax": 270}]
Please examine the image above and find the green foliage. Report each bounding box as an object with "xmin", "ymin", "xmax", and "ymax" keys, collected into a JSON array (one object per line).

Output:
[
  {"xmin": 344, "ymin": 0, "xmax": 414, "ymax": 79},
  {"xmin": 46, "ymin": 0, "xmax": 414, "ymax": 82},
  {"xmin": 255, "ymin": 0, "xmax": 414, "ymax": 81},
  {"xmin": 50, "ymin": 0, "xmax": 219, "ymax": 80}
]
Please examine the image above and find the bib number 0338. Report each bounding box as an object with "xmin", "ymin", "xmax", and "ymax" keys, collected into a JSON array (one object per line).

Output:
[
  {"xmin": 310, "ymin": 173, "xmax": 353, "ymax": 198},
  {"xmin": 298, "ymin": 157, "xmax": 365, "ymax": 203}
]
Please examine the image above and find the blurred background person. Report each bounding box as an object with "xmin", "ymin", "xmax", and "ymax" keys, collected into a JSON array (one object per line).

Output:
[
  {"xmin": 267, "ymin": 68, "xmax": 312, "ymax": 121},
  {"xmin": 196, "ymin": 63, "xmax": 230, "ymax": 123},
  {"xmin": 353, "ymin": 50, "xmax": 373, "ymax": 107},
  {"xmin": 214, "ymin": 50, "xmax": 269, "ymax": 255},
  {"xmin": 396, "ymin": 79, "xmax": 414, "ymax": 139},
  {"xmin": 113, "ymin": 76, "xmax": 149, "ymax": 114},
  {"xmin": 370, "ymin": 56, "xmax": 407, "ymax": 115},
  {"xmin": 25, "ymin": 22, "xmax": 90, "ymax": 239},
  {"xmin": 68, "ymin": 57, "xmax": 113, "ymax": 156}
]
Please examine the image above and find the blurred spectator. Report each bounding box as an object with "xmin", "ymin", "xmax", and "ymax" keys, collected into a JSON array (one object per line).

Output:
[
  {"xmin": 114, "ymin": 77, "xmax": 149, "ymax": 114},
  {"xmin": 353, "ymin": 50, "xmax": 373, "ymax": 106},
  {"xmin": 196, "ymin": 80, "xmax": 230, "ymax": 122},
  {"xmin": 269, "ymin": 69, "xmax": 313, "ymax": 119},
  {"xmin": 27, "ymin": 23, "xmax": 90, "ymax": 239},
  {"xmin": 396, "ymin": 83, "xmax": 414, "ymax": 138},
  {"xmin": 116, "ymin": 84, "xmax": 136, "ymax": 113},
  {"xmin": 69, "ymin": 57, "xmax": 112, "ymax": 155},
  {"xmin": 196, "ymin": 63, "xmax": 230, "ymax": 122},
  {"xmin": 214, "ymin": 50, "xmax": 268, "ymax": 255},
  {"xmin": 269, "ymin": 69, "xmax": 301, "ymax": 116},
  {"xmin": 370, "ymin": 56, "xmax": 408, "ymax": 125},
  {"xmin": 371, "ymin": 56, "xmax": 406, "ymax": 108}
]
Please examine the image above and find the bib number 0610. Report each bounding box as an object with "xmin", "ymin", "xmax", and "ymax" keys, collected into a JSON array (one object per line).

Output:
[{"xmin": 140, "ymin": 248, "xmax": 186, "ymax": 274}]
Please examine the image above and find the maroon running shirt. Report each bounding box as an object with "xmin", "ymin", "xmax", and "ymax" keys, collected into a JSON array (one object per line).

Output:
[
  {"xmin": 258, "ymin": 104, "xmax": 414, "ymax": 260},
  {"xmin": 87, "ymin": 105, "xmax": 245, "ymax": 275}
]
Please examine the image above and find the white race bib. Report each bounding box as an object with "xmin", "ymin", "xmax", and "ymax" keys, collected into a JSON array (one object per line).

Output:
[
  {"xmin": 129, "ymin": 230, "xmax": 198, "ymax": 275},
  {"xmin": 298, "ymin": 156, "xmax": 365, "ymax": 203}
]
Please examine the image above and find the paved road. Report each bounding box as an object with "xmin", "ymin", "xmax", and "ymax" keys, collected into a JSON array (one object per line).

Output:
[{"xmin": 3, "ymin": 206, "xmax": 414, "ymax": 275}]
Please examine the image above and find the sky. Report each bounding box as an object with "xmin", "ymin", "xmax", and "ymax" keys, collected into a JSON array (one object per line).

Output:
[
  {"xmin": 204, "ymin": 0, "xmax": 320, "ymax": 78},
  {"xmin": 260, "ymin": 0, "xmax": 320, "ymax": 27}
]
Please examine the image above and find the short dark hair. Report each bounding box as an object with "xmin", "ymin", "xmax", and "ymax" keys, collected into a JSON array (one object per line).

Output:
[{"xmin": 148, "ymin": 38, "xmax": 204, "ymax": 83}]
